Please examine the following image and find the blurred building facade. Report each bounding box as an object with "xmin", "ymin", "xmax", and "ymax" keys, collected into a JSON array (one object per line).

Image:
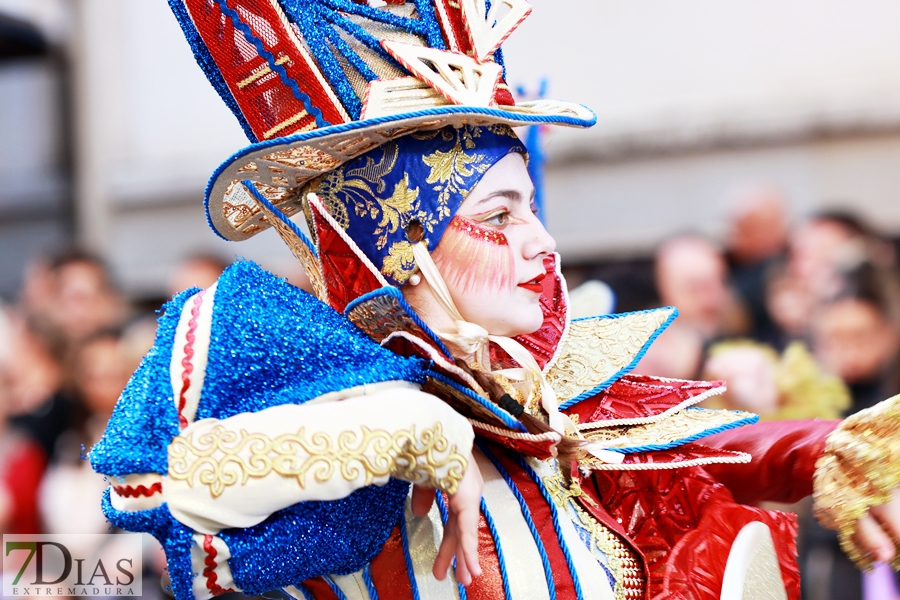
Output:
[{"xmin": 1, "ymin": 0, "xmax": 900, "ymax": 299}]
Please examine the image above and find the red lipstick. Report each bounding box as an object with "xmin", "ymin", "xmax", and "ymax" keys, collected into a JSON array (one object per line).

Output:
[{"xmin": 518, "ymin": 272, "xmax": 546, "ymax": 293}]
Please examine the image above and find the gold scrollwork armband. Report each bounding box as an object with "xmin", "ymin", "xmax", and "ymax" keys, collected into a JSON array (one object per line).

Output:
[
  {"xmin": 168, "ymin": 422, "xmax": 468, "ymax": 498},
  {"xmin": 813, "ymin": 393, "xmax": 900, "ymax": 570}
]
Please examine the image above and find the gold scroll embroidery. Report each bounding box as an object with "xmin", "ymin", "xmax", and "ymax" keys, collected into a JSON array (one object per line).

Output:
[
  {"xmin": 543, "ymin": 469, "xmax": 645, "ymax": 599},
  {"xmin": 168, "ymin": 422, "xmax": 468, "ymax": 498},
  {"xmin": 545, "ymin": 308, "xmax": 676, "ymax": 404},
  {"xmin": 813, "ymin": 393, "xmax": 900, "ymax": 570}
]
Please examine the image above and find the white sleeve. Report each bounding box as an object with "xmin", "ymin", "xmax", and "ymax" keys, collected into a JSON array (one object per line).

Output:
[{"xmin": 163, "ymin": 388, "xmax": 473, "ymax": 533}]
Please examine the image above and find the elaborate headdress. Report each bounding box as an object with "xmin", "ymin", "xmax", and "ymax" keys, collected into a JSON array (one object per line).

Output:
[{"xmin": 169, "ymin": 0, "xmax": 594, "ymax": 295}]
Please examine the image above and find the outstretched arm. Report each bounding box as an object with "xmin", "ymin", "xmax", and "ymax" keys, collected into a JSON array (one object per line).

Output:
[{"xmin": 701, "ymin": 419, "xmax": 837, "ymax": 505}]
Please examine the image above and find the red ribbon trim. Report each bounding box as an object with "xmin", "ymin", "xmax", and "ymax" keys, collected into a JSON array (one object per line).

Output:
[
  {"xmin": 202, "ymin": 534, "xmax": 233, "ymax": 596},
  {"xmin": 112, "ymin": 482, "xmax": 163, "ymax": 498},
  {"xmin": 177, "ymin": 290, "xmax": 206, "ymax": 430}
]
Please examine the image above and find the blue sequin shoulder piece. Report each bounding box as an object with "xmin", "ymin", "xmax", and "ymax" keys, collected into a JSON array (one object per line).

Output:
[{"xmin": 197, "ymin": 260, "xmax": 429, "ymax": 421}]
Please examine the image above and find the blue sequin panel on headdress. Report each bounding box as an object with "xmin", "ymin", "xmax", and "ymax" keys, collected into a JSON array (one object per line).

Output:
[{"xmin": 308, "ymin": 124, "xmax": 527, "ymax": 286}]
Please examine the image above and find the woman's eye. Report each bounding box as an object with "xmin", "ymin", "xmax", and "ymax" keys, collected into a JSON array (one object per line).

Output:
[{"xmin": 483, "ymin": 211, "xmax": 510, "ymax": 226}]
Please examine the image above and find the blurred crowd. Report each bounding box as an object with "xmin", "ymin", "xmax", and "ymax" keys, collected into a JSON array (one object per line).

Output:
[{"xmin": 0, "ymin": 250, "xmax": 232, "ymax": 597}]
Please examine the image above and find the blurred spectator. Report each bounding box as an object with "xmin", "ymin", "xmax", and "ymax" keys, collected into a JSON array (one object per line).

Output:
[
  {"xmin": 636, "ymin": 234, "xmax": 748, "ymax": 379},
  {"xmin": 39, "ymin": 330, "xmax": 131, "ymax": 534},
  {"xmin": 725, "ymin": 185, "xmax": 790, "ymax": 342},
  {"xmin": 789, "ymin": 213, "xmax": 868, "ymax": 305},
  {"xmin": 167, "ymin": 252, "xmax": 229, "ymax": 297},
  {"xmin": 654, "ymin": 234, "xmax": 748, "ymax": 340},
  {"xmin": 812, "ymin": 265, "xmax": 900, "ymax": 414},
  {"xmin": 766, "ymin": 210, "xmax": 899, "ymax": 348},
  {"xmin": 4, "ymin": 312, "xmax": 71, "ymax": 459},
  {"xmin": 0, "ymin": 306, "xmax": 47, "ymax": 534},
  {"xmin": 19, "ymin": 250, "xmax": 128, "ymax": 360}
]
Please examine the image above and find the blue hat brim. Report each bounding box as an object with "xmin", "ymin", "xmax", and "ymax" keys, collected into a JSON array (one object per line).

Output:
[{"xmin": 204, "ymin": 101, "xmax": 596, "ymax": 242}]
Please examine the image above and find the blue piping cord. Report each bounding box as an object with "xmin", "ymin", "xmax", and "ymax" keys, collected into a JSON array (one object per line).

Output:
[
  {"xmin": 399, "ymin": 513, "xmax": 422, "ymax": 600},
  {"xmin": 476, "ymin": 440, "xmax": 557, "ymax": 600},
  {"xmin": 213, "ymin": 0, "xmax": 330, "ymax": 128},
  {"xmin": 362, "ymin": 563, "xmax": 379, "ymax": 600},
  {"xmin": 512, "ymin": 453, "xmax": 585, "ymax": 600},
  {"xmin": 611, "ymin": 410, "xmax": 760, "ymax": 454},
  {"xmin": 240, "ymin": 179, "xmax": 318, "ymax": 256},
  {"xmin": 480, "ymin": 497, "xmax": 513, "ymax": 600},
  {"xmin": 427, "ymin": 371, "xmax": 525, "ymax": 431},
  {"xmin": 434, "ymin": 491, "xmax": 469, "ymax": 600},
  {"xmin": 287, "ymin": 582, "xmax": 316, "ymax": 600},
  {"xmin": 324, "ymin": 575, "xmax": 350, "ymax": 600}
]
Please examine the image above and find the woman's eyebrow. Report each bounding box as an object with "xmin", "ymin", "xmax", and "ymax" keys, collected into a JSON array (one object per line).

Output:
[{"xmin": 475, "ymin": 190, "xmax": 526, "ymax": 205}]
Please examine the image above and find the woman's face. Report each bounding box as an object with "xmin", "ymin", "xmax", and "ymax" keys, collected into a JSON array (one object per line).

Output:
[{"xmin": 430, "ymin": 152, "xmax": 556, "ymax": 336}]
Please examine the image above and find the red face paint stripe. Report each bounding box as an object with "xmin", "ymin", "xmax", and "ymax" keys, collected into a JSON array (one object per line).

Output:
[
  {"xmin": 447, "ymin": 216, "xmax": 509, "ymax": 246},
  {"xmin": 177, "ymin": 290, "xmax": 206, "ymax": 430}
]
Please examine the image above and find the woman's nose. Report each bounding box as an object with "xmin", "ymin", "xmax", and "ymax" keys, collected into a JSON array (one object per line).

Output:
[{"xmin": 523, "ymin": 215, "xmax": 557, "ymax": 260}]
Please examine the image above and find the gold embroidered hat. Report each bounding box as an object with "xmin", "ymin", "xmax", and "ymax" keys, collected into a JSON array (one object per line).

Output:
[{"xmin": 168, "ymin": 0, "xmax": 595, "ymax": 244}]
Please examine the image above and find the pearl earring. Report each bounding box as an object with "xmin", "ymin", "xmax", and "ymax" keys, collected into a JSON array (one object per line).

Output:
[{"xmin": 409, "ymin": 273, "xmax": 421, "ymax": 286}]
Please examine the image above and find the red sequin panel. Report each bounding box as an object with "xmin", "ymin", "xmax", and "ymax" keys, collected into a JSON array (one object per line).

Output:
[
  {"xmin": 566, "ymin": 374, "xmax": 724, "ymax": 425},
  {"xmin": 369, "ymin": 526, "xmax": 414, "ymax": 600},
  {"xmin": 491, "ymin": 254, "xmax": 566, "ymax": 369},
  {"xmin": 300, "ymin": 577, "xmax": 341, "ymax": 600},
  {"xmin": 589, "ymin": 458, "xmax": 800, "ymax": 600},
  {"xmin": 464, "ymin": 512, "xmax": 506, "ymax": 600},
  {"xmin": 184, "ymin": 0, "xmax": 348, "ymax": 141},
  {"xmin": 312, "ymin": 204, "xmax": 383, "ymax": 313}
]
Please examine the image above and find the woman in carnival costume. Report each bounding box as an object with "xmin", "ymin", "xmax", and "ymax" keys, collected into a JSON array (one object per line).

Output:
[{"xmin": 90, "ymin": 1, "xmax": 900, "ymax": 599}]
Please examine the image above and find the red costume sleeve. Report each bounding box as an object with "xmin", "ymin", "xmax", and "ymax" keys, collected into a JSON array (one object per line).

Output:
[{"xmin": 701, "ymin": 419, "xmax": 839, "ymax": 505}]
